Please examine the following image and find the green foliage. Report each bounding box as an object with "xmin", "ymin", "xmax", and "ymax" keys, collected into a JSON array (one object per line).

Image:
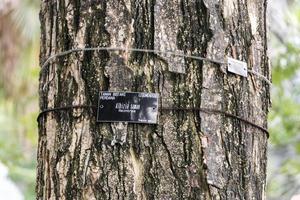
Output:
[
  {"xmin": 272, "ymin": 43, "xmax": 300, "ymax": 85},
  {"xmin": 0, "ymin": 0, "xmax": 40, "ymax": 199},
  {"xmin": 0, "ymin": 98, "xmax": 38, "ymax": 199},
  {"xmin": 269, "ymin": 91, "xmax": 300, "ymax": 145},
  {"xmin": 267, "ymin": 2, "xmax": 300, "ymax": 199}
]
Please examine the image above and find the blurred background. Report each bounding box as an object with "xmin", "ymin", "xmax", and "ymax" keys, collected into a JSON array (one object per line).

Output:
[
  {"xmin": 0, "ymin": 0, "xmax": 39, "ymax": 199},
  {"xmin": 0, "ymin": 0, "xmax": 299, "ymax": 199}
]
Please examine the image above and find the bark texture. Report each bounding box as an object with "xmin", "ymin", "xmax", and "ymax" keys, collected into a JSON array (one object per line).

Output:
[{"xmin": 37, "ymin": 0, "xmax": 270, "ymax": 199}]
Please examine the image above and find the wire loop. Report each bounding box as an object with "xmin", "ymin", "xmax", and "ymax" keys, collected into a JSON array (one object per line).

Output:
[
  {"xmin": 37, "ymin": 104, "xmax": 269, "ymax": 138},
  {"xmin": 40, "ymin": 46, "xmax": 271, "ymax": 85},
  {"xmin": 38, "ymin": 47, "xmax": 270, "ymax": 139}
]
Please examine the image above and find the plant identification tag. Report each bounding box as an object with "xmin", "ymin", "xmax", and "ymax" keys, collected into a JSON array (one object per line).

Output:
[
  {"xmin": 97, "ymin": 91, "xmax": 159, "ymax": 124},
  {"xmin": 227, "ymin": 57, "xmax": 248, "ymax": 77}
]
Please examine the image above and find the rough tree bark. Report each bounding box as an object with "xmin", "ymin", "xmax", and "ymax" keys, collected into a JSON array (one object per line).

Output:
[{"xmin": 37, "ymin": 0, "xmax": 270, "ymax": 199}]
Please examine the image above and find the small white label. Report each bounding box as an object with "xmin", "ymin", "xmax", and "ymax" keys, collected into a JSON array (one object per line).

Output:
[{"xmin": 227, "ymin": 57, "xmax": 248, "ymax": 77}]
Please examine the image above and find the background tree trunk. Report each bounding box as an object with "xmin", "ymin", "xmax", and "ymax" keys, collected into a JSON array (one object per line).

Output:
[{"xmin": 37, "ymin": 0, "xmax": 270, "ymax": 199}]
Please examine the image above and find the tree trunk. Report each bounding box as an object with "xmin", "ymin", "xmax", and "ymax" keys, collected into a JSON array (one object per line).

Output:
[{"xmin": 37, "ymin": 0, "xmax": 270, "ymax": 199}]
